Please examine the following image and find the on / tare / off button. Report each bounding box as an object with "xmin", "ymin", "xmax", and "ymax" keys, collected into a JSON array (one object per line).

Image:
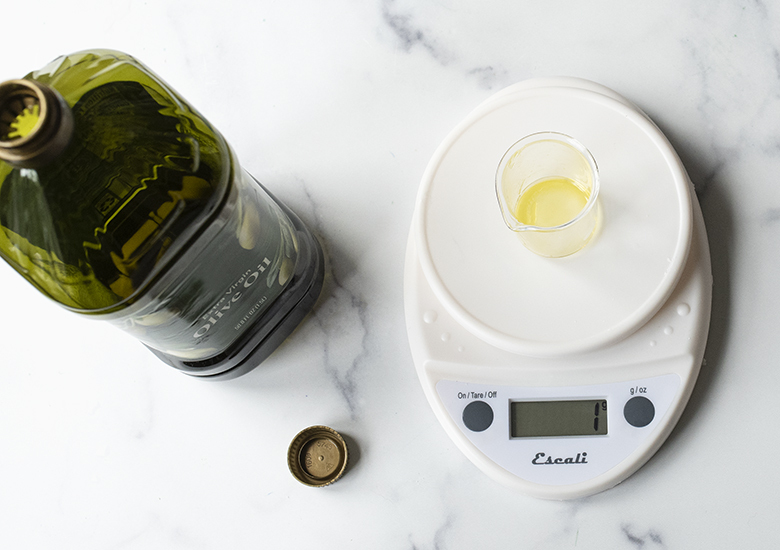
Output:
[
  {"xmin": 462, "ymin": 401, "xmax": 494, "ymax": 432},
  {"xmin": 623, "ymin": 396, "xmax": 655, "ymax": 428}
]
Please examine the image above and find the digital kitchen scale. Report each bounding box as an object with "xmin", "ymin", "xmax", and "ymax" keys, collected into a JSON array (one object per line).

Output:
[{"xmin": 403, "ymin": 78, "xmax": 712, "ymax": 500}]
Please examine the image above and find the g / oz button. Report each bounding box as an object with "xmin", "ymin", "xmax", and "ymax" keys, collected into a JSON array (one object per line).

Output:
[
  {"xmin": 624, "ymin": 396, "xmax": 655, "ymax": 428},
  {"xmin": 462, "ymin": 400, "xmax": 494, "ymax": 432}
]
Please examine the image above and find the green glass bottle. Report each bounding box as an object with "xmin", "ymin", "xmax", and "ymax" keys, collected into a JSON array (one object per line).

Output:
[{"xmin": 0, "ymin": 50, "xmax": 324, "ymax": 379}]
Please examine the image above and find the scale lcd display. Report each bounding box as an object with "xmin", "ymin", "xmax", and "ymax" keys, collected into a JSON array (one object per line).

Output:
[{"xmin": 511, "ymin": 399, "xmax": 608, "ymax": 438}]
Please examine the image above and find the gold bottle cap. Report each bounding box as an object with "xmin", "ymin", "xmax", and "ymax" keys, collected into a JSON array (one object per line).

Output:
[
  {"xmin": 287, "ymin": 426, "xmax": 349, "ymax": 487},
  {"xmin": 0, "ymin": 79, "xmax": 73, "ymax": 168}
]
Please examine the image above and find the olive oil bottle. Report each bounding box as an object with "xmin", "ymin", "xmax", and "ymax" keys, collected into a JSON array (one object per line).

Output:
[{"xmin": 0, "ymin": 50, "xmax": 324, "ymax": 379}]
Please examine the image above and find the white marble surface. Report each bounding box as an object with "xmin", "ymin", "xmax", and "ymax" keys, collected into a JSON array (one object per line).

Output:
[{"xmin": 1, "ymin": 0, "xmax": 778, "ymax": 548}]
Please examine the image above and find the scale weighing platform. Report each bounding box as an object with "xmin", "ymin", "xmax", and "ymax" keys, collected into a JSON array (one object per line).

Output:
[{"xmin": 403, "ymin": 78, "xmax": 712, "ymax": 500}]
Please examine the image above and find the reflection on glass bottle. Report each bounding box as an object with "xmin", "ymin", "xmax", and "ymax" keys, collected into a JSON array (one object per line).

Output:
[{"xmin": 0, "ymin": 50, "xmax": 324, "ymax": 379}]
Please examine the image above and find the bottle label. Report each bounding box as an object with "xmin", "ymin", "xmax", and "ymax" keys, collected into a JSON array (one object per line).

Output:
[
  {"xmin": 193, "ymin": 257, "xmax": 272, "ymax": 340},
  {"xmin": 111, "ymin": 168, "xmax": 299, "ymax": 362}
]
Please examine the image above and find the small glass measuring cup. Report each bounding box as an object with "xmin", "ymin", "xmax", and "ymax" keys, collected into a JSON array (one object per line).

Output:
[{"xmin": 496, "ymin": 132, "xmax": 600, "ymax": 258}]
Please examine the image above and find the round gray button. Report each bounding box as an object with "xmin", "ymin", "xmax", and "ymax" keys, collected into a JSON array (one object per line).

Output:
[
  {"xmin": 623, "ymin": 396, "xmax": 655, "ymax": 428},
  {"xmin": 462, "ymin": 401, "xmax": 494, "ymax": 432}
]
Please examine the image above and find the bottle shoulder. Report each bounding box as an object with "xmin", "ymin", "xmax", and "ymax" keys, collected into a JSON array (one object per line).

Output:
[{"xmin": 0, "ymin": 50, "xmax": 235, "ymax": 311}]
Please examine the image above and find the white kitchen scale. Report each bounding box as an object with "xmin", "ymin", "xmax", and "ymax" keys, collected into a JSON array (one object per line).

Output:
[{"xmin": 403, "ymin": 78, "xmax": 712, "ymax": 500}]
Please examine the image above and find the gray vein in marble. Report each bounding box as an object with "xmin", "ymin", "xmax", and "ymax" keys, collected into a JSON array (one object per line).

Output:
[
  {"xmin": 679, "ymin": 3, "xmax": 780, "ymax": 164},
  {"xmin": 689, "ymin": 157, "xmax": 725, "ymax": 198},
  {"xmin": 680, "ymin": 38, "xmax": 715, "ymax": 115},
  {"xmin": 621, "ymin": 524, "xmax": 665, "ymax": 548},
  {"xmin": 761, "ymin": 208, "xmax": 780, "ymax": 226},
  {"xmin": 408, "ymin": 513, "xmax": 454, "ymax": 550},
  {"xmin": 317, "ymin": 287, "xmax": 369, "ymax": 418},
  {"xmin": 772, "ymin": 48, "xmax": 780, "ymax": 86},
  {"xmin": 672, "ymin": 38, "xmax": 738, "ymax": 198},
  {"xmin": 292, "ymin": 180, "xmax": 370, "ymax": 418},
  {"xmin": 379, "ymin": 0, "xmax": 511, "ymax": 90},
  {"xmin": 466, "ymin": 65, "xmax": 511, "ymax": 91},
  {"xmin": 751, "ymin": 0, "xmax": 769, "ymax": 19},
  {"xmin": 431, "ymin": 514, "xmax": 454, "ymax": 550},
  {"xmin": 380, "ymin": 0, "xmax": 454, "ymax": 65}
]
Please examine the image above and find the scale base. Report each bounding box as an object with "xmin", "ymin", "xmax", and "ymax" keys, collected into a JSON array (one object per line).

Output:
[{"xmin": 404, "ymin": 78, "xmax": 712, "ymax": 499}]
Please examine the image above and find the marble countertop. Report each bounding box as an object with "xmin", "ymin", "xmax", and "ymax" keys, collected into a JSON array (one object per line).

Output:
[{"xmin": 1, "ymin": 1, "xmax": 778, "ymax": 548}]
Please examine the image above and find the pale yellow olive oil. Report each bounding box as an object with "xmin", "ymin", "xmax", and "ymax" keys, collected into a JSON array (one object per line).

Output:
[{"xmin": 513, "ymin": 176, "xmax": 590, "ymax": 228}]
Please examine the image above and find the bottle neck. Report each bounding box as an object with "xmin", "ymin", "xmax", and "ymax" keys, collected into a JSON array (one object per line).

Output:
[{"xmin": 0, "ymin": 79, "xmax": 74, "ymax": 169}]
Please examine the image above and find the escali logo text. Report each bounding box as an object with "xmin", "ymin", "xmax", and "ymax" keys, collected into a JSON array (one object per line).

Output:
[{"xmin": 531, "ymin": 452, "xmax": 588, "ymax": 465}]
